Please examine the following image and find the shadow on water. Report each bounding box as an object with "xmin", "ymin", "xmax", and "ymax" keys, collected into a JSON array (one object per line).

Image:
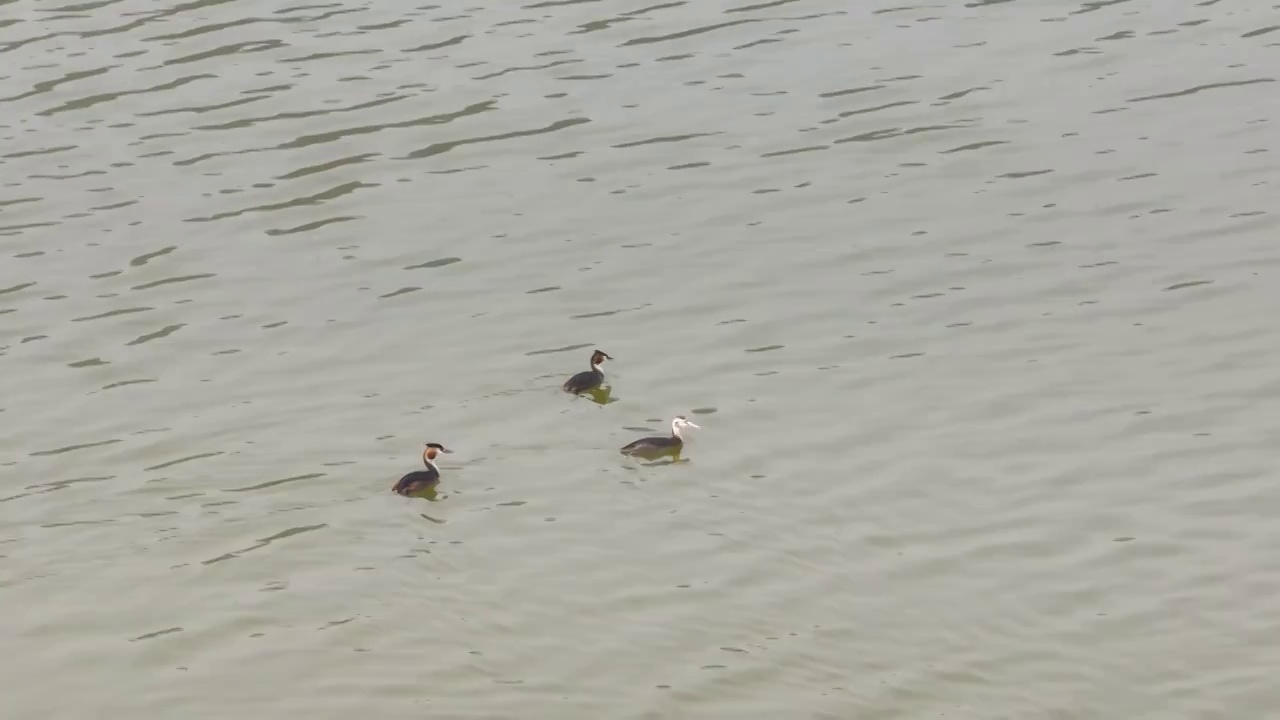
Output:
[
  {"xmin": 581, "ymin": 385, "xmax": 616, "ymax": 406},
  {"xmin": 639, "ymin": 455, "xmax": 689, "ymax": 467},
  {"xmin": 621, "ymin": 445, "xmax": 689, "ymax": 468},
  {"xmin": 396, "ymin": 483, "xmax": 447, "ymax": 503},
  {"xmin": 394, "ymin": 482, "xmax": 447, "ymax": 520}
]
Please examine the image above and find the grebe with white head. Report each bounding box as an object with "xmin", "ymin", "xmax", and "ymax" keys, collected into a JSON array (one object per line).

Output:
[
  {"xmin": 563, "ymin": 349, "xmax": 612, "ymax": 394},
  {"xmin": 392, "ymin": 442, "xmax": 452, "ymax": 496},
  {"xmin": 619, "ymin": 416, "xmax": 700, "ymax": 456}
]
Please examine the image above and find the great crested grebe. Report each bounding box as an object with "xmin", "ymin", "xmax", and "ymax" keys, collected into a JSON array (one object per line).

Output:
[
  {"xmin": 620, "ymin": 416, "xmax": 700, "ymax": 456},
  {"xmin": 563, "ymin": 349, "xmax": 612, "ymax": 395},
  {"xmin": 392, "ymin": 442, "xmax": 452, "ymax": 496}
]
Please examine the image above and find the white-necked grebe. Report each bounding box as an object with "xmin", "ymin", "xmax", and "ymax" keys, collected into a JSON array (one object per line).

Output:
[
  {"xmin": 563, "ymin": 349, "xmax": 612, "ymax": 394},
  {"xmin": 620, "ymin": 416, "xmax": 699, "ymax": 456},
  {"xmin": 392, "ymin": 442, "xmax": 452, "ymax": 495}
]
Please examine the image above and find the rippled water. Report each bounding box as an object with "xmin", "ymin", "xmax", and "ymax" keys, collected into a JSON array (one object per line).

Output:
[{"xmin": 3, "ymin": 0, "xmax": 1280, "ymax": 716}]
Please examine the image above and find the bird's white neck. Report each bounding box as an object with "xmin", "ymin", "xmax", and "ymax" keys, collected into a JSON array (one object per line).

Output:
[{"xmin": 591, "ymin": 361, "xmax": 603, "ymax": 371}]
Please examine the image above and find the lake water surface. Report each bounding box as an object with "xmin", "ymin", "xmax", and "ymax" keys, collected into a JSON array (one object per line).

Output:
[{"xmin": 3, "ymin": 0, "xmax": 1280, "ymax": 717}]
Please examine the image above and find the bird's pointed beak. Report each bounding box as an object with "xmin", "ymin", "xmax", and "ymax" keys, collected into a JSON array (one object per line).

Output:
[{"xmin": 687, "ymin": 422, "xmax": 700, "ymax": 429}]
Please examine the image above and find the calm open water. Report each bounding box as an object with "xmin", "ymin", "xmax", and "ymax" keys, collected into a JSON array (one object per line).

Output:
[{"xmin": 3, "ymin": 0, "xmax": 1280, "ymax": 717}]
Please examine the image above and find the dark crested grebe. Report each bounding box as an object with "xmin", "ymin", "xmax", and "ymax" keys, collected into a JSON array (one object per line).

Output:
[
  {"xmin": 563, "ymin": 349, "xmax": 612, "ymax": 394},
  {"xmin": 392, "ymin": 442, "xmax": 452, "ymax": 496},
  {"xmin": 619, "ymin": 416, "xmax": 700, "ymax": 456}
]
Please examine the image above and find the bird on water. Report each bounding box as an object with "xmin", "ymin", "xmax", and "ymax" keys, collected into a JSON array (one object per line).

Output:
[
  {"xmin": 392, "ymin": 442, "xmax": 452, "ymax": 496},
  {"xmin": 563, "ymin": 349, "xmax": 612, "ymax": 395},
  {"xmin": 619, "ymin": 416, "xmax": 700, "ymax": 457}
]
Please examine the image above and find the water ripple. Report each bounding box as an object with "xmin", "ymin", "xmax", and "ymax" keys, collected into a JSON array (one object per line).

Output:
[
  {"xmin": 1129, "ymin": 77, "xmax": 1275, "ymax": 103},
  {"xmin": 37, "ymin": 73, "xmax": 217, "ymax": 117},
  {"xmin": 185, "ymin": 181, "xmax": 378, "ymax": 222}
]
